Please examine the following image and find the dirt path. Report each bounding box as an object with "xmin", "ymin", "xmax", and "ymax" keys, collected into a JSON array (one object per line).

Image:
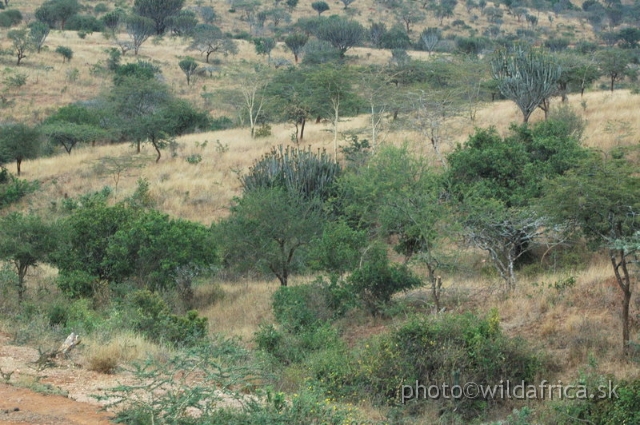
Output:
[
  {"xmin": 0, "ymin": 383, "xmax": 114, "ymax": 424},
  {"xmin": 0, "ymin": 332, "xmax": 132, "ymax": 424}
]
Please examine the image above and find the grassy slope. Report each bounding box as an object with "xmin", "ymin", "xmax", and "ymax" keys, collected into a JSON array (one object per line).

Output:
[{"xmin": 0, "ymin": 0, "xmax": 639, "ymax": 418}]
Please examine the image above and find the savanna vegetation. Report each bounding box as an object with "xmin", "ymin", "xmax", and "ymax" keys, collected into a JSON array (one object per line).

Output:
[{"xmin": 0, "ymin": 0, "xmax": 640, "ymax": 423}]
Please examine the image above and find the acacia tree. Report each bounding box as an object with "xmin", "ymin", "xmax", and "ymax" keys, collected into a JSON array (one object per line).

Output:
[
  {"xmin": 543, "ymin": 157, "xmax": 640, "ymax": 355},
  {"xmin": 0, "ymin": 123, "xmax": 41, "ymax": 175},
  {"xmin": 7, "ymin": 29, "xmax": 32, "ymax": 66},
  {"xmin": 311, "ymin": 1, "xmax": 329, "ymax": 15},
  {"xmin": 0, "ymin": 213, "xmax": 57, "ymax": 302},
  {"xmin": 218, "ymin": 188, "xmax": 324, "ymax": 286},
  {"xmin": 491, "ymin": 47, "xmax": 561, "ymax": 123},
  {"xmin": 42, "ymin": 122, "xmax": 106, "ymax": 154},
  {"xmin": 188, "ymin": 24, "xmax": 238, "ymax": 63},
  {"xmin": 595, "ymin": 48, "xmax": 634, "ymax": 92},
  {"xmin": 134, "ymin": 0, "xmax": 184, "ymax": 34}
]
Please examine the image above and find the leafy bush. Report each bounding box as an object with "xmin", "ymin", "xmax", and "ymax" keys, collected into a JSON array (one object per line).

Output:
[
  {"xmin": 0, "ymin": 10, "xmax": 22, "ymax": 27},
  {"xmin": 0, "ymin": 169, "xmax": 39, "ymax": 209},
  {"xmin": 347, "ymin": 244, "xmax": 422, "ymax": 315},
  {"xmin": 185, "ymin": 154, "xmax": 202, "ymax": 164},
  {"xmin": 125, "ymin": 290, "xmax": 208, "ymax": 347},
  {"xmin": 210, "ymin": 116, "xmax": 234, "ymax": 131},
  {"xmin": 346, "ymin": 311, "xmax": 544, "ymax": 419},
  {"xmin": 66, "ymin": 14, "xmax": 104, "ymax": 32}
]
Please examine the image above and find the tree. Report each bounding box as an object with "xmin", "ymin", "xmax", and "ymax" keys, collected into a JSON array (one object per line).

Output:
[
  {"xmin": 491, "ymin": 47, "xmax": 561, "ymax": 123},
  {"xmin": 35, "ymin": 0, "xmax": 80, "ymax": 30},
  {"xmin": 188, "ymin": 24, "xmax": 238, "ymax": 63},
  {"xmin": 41, "ymin": 122, "xmax": 107, "ymax": 155},
  {"xmin": 29, "ymin": 21, "xmax": 50, "ymax": 54},
  {"xmin": 218, "ymin": 188, "xmax": 324, "ymax": 286},
  {"xmin": 315, "ymin": 17, "xmax": 365, "ymax": 57},
  {"xmin": 284, "ymin": 33, "xmax": 308, "ymax": 62},
  {"xmin": 133, "ymin": 0, "xmax": 185, "ymax": 34},
  {"xmin": 253, "ymin": 37, "xmax": 276, "ymax": 60},
  {"xmin": 7, "ymin": 29, "xmax": 32, "ymax": 66},
  {"xmin": 55, "ymin": 46, "xmax": 73, "ymax": 62},
  {"xmin": 341, "ymin": 0, "xmax": 357, "ymax": 8},
  {"xmin": 420, "ymin": 27, "xmax": 441, "ymax": 55},
  {"xmin": 286, "ymin": 0, "xmax": 298, "ymax": 11},
  {"xmin": 126, "ymin": 14, "xmax": 155, "ymax": 55},
  {"xmin": 0, "ymin": 213, "xmax": 57, "ymax": 302},
  {"xmin": 396, "ymin": 4, "xmax": 426, "ymax": 32},
  {"xmin": 595, "ymin": 48, "xmax": 634, "ymax": 92},
  {"xmin": 178, "ymin": 57, "xmax": 198, "ymax": 85},
  {"xmin": 0, "ymin": 123, "xmax": 41, "ymax": 176},
  {"xmin": 311, "ymin": 1, "xmax": 330, "ymax": 15},
  {"xmin": 543, "ymin": 156, "xmax": 640, "ymax": 355},
  {"xmin": 165, "ymin": 9, "xmax": 197, "ymax": 36}
]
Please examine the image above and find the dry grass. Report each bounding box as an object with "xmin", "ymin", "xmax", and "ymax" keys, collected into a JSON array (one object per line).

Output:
[
  {"xmin": 83, "ymin": 331, "xmax": 171, "ymax": 374},
  {"xmin": 199, "ymin": 280, "xmax": 279, "ymax": 342}
]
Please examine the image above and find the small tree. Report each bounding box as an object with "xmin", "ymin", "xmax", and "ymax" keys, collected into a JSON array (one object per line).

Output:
[
  {"xmin": 284, "ymin": 33, "xmax": 308, "ymax": 63},
  {"xmin": 126, "ymin": 14, "xmax": 155, "ymax": 55},
  {"xmin": 543, "ymin": 157, "xmax": 640, "ymax": 355},
  {"xmin": 55, "ymin": 46, "xmax": 73, "ymax": 62},
  {"xmin": 596, "ymin": 48, "xmax": 634, "ymax": 92},
  {"xmin": 35, "ymin": 0, "xmax": 80, "ymax": 30},
  {"xmin": 253, "ymin": 37, "xmax": 276, "ymax": 60},
  {"xmin": 311, "ymin": 1, "xmax": 329, "ymax": 15},
  {"xmin": 0, "ymin": 123, "xmax": 41, "ymax": 175},
  {"xmin": 42, "ymin": 122, "xmax": 106, "ymax": 155},
  {"xmin": 316, "ymin": 17, "xmax": 365, "ymax": 57},
  {"xmin": 0, "ymin": 213, "xmax": 57, "ymax": 302},
  {"xmin": 29, "ymin": 21, "xmax": 50, "ymax": 54},
  {"xmin": 178, "ymin": 56, "xmax": 198, "ymax": 85},
  {"xmin": 491, "ymin": 46, "xmax": 561, "ymax": 123},
  {"xmin": 341, "ymin": 0, "xmax": 357, "ymax": 8},
  {"xmin": 189, "ymin": 23, "xmax": 238, "ymax": 63},
  {"xmin": 218, "ymin": 188, "xmax": 325, "ymax": 286},
  {"xmin": 7, "ymin": 29, "xmax": 32, "ymax": 66}
]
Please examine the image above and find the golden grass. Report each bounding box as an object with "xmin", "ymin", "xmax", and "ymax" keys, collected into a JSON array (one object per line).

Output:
[
  {"xmin": 83, "ymin": 331, "xmax": 170, "ymax": 374},
  {"xmin": 199, "ymin": 280, "xmax": 279, "ymax": 342}
]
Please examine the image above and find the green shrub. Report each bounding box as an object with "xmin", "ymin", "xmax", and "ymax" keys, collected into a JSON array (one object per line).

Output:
[
  {"xmin": 210, "ymin": 116, "xmax": 234, "ymax": 131},
  {"xmin": 253, "ymin": 123, "xmax": 271, "ymax": 138},
  {"xmin": 0, "ymin": 169, "xmax": 39, "ymax": 209},
  {"xmin": 125, "ymin": 290, "xmax": 207, "ymax": 347},
  {"xmin": 347, "ymin": 243, "xmax": 422, "ymax": 315},
  {"xmin": 66, "ymin": 14, "xmax": 104, "ymax": 32},
  {"xmin": 185, "ymin": 154, "xmax": 202, "ymax": 164},
  {"xmin": 348, "ymin": 311, "xmax": 543, "ymax": 418},
  {"xmin": 0, "ymin": 10, "xmax": 22, "ymax": 27}
]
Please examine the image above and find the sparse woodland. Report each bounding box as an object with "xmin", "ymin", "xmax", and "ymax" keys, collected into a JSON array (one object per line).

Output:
[{"xmin": 1, "ymin": 0, "xmax": 640, "ymax": 423}]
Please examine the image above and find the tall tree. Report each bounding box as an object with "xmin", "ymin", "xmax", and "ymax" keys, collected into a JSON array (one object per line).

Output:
[
  {"xmin": 35, "ymin": 0, "xmax": 80, "ymax": 30},
  {"xmin": 28, "ymin": 21, "xmax": 50, "ymax": 54},
  {"xmin": 491, "ymin": 47, "xmax": 561, "ymax": 123},
  {"xmin": 7, "ymin": 29, "xmax": 32, "ymax": 66},
  {"xmin": 284, "ymin": 33, "xmax": 308, "ymax": 63},
  {"xmin": 0, "ymin": 123, "xmax": 41, "ymax": 176},
  {"xmin": 0, "ymin": 213, "xmax": 57, "ymax": 302},
  {"xmin": 178, "ymin": 57, "xmax": 198, "ymax": 85},
  {"xmin": 596, "ymin": 48, "xmax": 634, "ymax": 92},
  {"xmin": 133, "ymin": 0, "xmax": 184, "ymax": 34}
]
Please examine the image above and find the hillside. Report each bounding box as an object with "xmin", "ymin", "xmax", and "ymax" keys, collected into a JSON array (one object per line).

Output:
[{"xmin": 0, "ymin": 0, "xmax": 640, "ymax": 424}]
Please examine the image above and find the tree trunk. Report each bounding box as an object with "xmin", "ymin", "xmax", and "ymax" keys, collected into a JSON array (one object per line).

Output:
[
  {"xmin": 151, "ymin": 137, "xmax": 161, "ymax": 163},
  {"xmin": 136, "ymin": 140, "xmax": 141, "ymax": 154},
  {"xmin": 206, "ymin": 51, "xmax": 211, "ymax": 63},
  {"xmin": 610, "ymin": 76, "xmax": 615, "ymax": 92},
  {"xmin": 299, "ymin": 117, "xmax": 306, "ymax": 140},
  {"xmin": 611, "ymin": 250, "xmax": 632, "ymax": 356},
  {"xmin": 17, "ymin": 262, "xmax": 27, "ymax": 302},
  {"xmin": 16, "ymin": 158, "xmax": 21, "ymax": 176}
]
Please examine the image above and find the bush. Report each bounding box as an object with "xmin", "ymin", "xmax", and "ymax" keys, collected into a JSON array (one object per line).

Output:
[
  {"xmin": 0, "ymin": 10, "xmax": 22, "ymax": 27},
  {"xmin": 349, "ymin": 311, "xmax": 544, "ymax": 419},
  {"xmin": 55, "ymin": 46, "xmax": 73, "ymax": 62},
  {"xmin": 210, "ymin": 116, "xmax": 234, "ymax": 131},
  {"xmin": 347, "ymin": 244, "xmax": 422, "ymax": 315},
  {"xmin": 0, "ymin": 169, "xmax": 39, "ymax": 209},
  {"xmin": 66, "ymin": 14, "xmax": 104, "ymax": 32},
  {"xmin": 125, "ymin": 290, "xmax": 208, "ymax": 347},
  {"xmin": 185, "ymin": 154, "xmax": 202, "ymax": 164}
]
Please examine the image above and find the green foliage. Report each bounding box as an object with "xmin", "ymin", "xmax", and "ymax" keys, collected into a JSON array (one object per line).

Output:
[
  {"xmin": 178, "ymin": 56, "xmax": 198, "ymax": 85},
  {"xmin": 66, "ymin": 14, "xmax": 104, "ymax": 32},
  {"xmin": 308, "ymin": 220, "xmax": 367, "ymax": 274},
  {"xmin": 315, "ymin": 16, "xmax": 365, "ymax": 57},
  {"xmin": 311, "ymin": 1, "xmax": 330, "ymax": 15},
  {"xmin": 133, "ymin": 0, "xmax": 185, "ymax": 34},
  {"xmin": 113, "ymin": 60, "xmax": 160, "ymax": 84},
  {"xmin": 353, "ymin": 312, "xmax": 543, "ymax": 418},
  {"xmin": 185, "ymin": 153, "xmax": 202, "ymax": 164},
  {"xmin": 0, "ymin": 123, "xmax": 41, "ymax": 176},
  {"xmin": 284, "ymin": 32, "xmax": 308, "ymax": 62},
  {"xmin": 35, "ymin": 0, "xmax": 80, "ymax": 30},
  {"xmin": 29, "ymin": 21, "xmax": 50, "ymax": 54},
  {"xmin": 253, "ymin": 36, "xmax": 276, "ymax": 57},
  {"xmin": 210, "ymin": 116, "xmax": 234, "ymax": 130},
  {"xmin": 100, "ymin": 340, "xmax": 259, "ymax": 423},
  {"xmin": 165, "ymin": 10, "xmax": 197, "ymax": 36},
  {"xmin": 0, "ymin": 169, "xmax": 39, "ymax": 209},
  {"xmin": 0, "ymin": 213, "xmax": 58, "ymax": 301},
  {"xmin": 241, "ymin": 145, "xmax": 341, "ymax": 202},
  {"xmin": 125, "ymin": 14, "xmax": 155, "ymax": 55},
  {"xmin": 41, "ymin": 122, "xmax": 107, "ymax": 155},
  {"xmin": 55, "ymin": 46, "xmax": 73, "ymax": 62},
  {"xmin": 347, "ymin": 244, "xmax": 422, "ymax": 315},
  {"xmin": 0, "ymin": 9, "xmax": 22, "ymax": 27},
  {"xmin": 125, "ymin": 290, "xmax": 207, "ymax": 346},
  {"xmin": 217, "ymin": 188, "xmax": 324, "ymax": 286}
]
